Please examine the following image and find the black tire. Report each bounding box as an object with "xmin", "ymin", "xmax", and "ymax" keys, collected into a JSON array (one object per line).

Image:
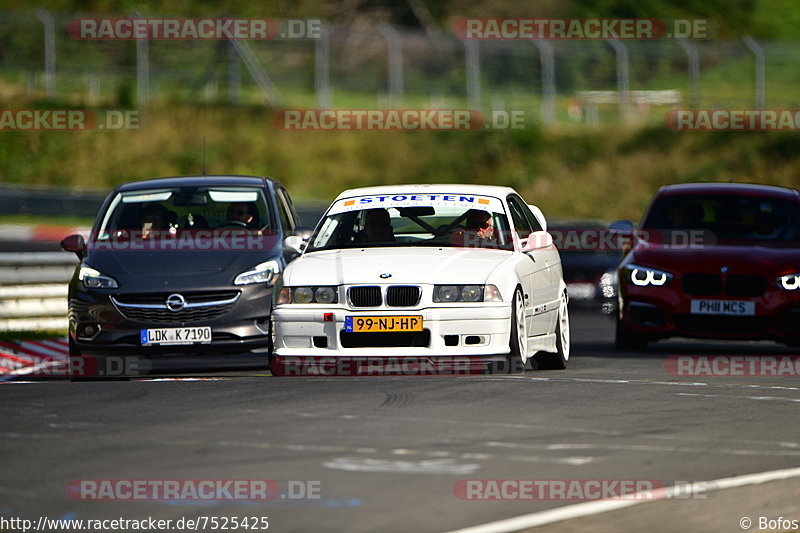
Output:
[
  {"xmin": 537, "ymin": 291, "xmax": 570, "ymax": 370},
  {"xmin": 615, "ymin": 315, "xmax": 649, "ymax": 351}
]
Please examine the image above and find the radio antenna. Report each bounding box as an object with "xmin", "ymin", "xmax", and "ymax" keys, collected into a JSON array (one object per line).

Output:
[{"xmin": 202, "ymin": 137, "xmax": 207, "ymax": 175}]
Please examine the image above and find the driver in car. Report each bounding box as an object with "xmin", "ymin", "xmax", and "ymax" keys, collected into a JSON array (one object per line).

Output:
[
  {"xmin": 226, "ymin": 202, "xmax": 258, "ymax": 228},
  {"xmin": 450, "ymin": 209, "xmax": 496, "ymax": 248},
  {"xmin": 358, "ymin": 208, "xmax": 396, "ymax": 243}
]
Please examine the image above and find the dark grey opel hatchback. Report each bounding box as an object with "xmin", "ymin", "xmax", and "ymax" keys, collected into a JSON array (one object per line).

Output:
[{"xmin": 60, "ymin": 175, "xmax": 304, "ymax": 369}]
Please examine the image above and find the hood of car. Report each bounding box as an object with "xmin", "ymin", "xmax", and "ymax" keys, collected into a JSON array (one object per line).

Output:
[
  {"xmin": 82, "ymin": 249, "xmax": 283, "ymax": 290},
  {"xmin": 285, "ymin": 247, "xmax": 513, "ymax": 286},
  {"xmin": 627, "ymin": 243, "xmax": 800, "ymax": 276}
]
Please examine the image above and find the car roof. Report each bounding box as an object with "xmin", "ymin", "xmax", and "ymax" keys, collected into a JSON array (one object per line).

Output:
[
  {"xmin": 657, "ymin": 182, "xmax": 799, "ymax": 200},
  {"xmin": 115, "ymin": 175, "xmax": 274, "ymax": 192},
  {"xmin": 335, "ymin": 184, "xmax": 520, "ymax": 200}
]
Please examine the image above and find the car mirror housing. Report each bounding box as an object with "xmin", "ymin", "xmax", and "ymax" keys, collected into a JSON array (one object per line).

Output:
[
  {"xmin": 60, "ymin": 233, "xmax": 87, "ymax": 258},
  {"xmin": 525, "ymin": 231, "xmax": 553, "ymax": 250},
  {"xmin": 284, "ymin": 235, "xmax": 306, "ymax": 255}
]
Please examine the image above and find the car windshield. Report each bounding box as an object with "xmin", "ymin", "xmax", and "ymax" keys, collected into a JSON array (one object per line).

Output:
[
  {"xmin": 643, "ymin": 194, "xmax": 800, "ymax": 242},
  {"xmin": 96, "ymin": 186, "xmax": 274, "ymax": 239},
  {"xmin": 307, "ymin": 193, "xmax": 514, "ymax": 252}
]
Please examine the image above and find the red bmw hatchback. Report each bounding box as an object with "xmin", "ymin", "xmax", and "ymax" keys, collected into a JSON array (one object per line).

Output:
[{"xmin": 616, "ymin": 183, "xmax": 800, "ymax": 349}]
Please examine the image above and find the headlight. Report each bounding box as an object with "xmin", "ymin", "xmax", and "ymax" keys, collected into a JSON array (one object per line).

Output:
[
  {"xmin": 294, "ymin": 287, "xmax": 314, "ymax": 303},
  {"xmin": 625, "ymin": 264, "xmax": 672, "ymax": 287},
  {"xmin": 234, "ymin": 260, "xmax": 280, "ymax": 286},
  {"xmin": 280, "ymin": 286, "xmax": 339, "ymax": 304},
  {"xmin": 434, "ymin": 285, "xmax": 460, "ymax": 302},
  {"xmin": 78, "ymin": 266, "xmax": 118, "ymax": 289},
  {"xmin": 461, "ymin": 285, "xmax": 482, "ymax": 302},
  {"xmin": 777, "ymin": 274, "xmax": 800, "ymax": 290},
  {"xmin": 434, "ymin": 284, "xmax": 491, "ymax": 303},
  {"xmin": 315, "ymin": 286, "xmax": 337, "ymax": 304}
]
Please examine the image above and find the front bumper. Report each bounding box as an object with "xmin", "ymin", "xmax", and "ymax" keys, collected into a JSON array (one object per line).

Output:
[
  {"xmin": 619, "ymin": 283, "xmax": 800, "ymax": 341},
  {"xmin": 68, "ymin": 284, "xmax": 273, "ymax": 356},
  {"xmin": 272, "ymin": 304, "xmax": 512, "ymax": 356}
]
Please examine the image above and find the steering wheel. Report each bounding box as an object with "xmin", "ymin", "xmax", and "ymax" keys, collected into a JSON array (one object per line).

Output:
[{"xmin": 217, "ymin": 220, "xmax": 249, "ymax": 229}]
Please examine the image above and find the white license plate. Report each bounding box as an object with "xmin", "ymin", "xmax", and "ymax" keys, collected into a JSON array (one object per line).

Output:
[
  {"xmin": 140, "ymin": 327, "xmax": 212, "ymax": 346},
  {"xmin": 690, "ymin": 300, "xmax": 755, "ymax": 316}
]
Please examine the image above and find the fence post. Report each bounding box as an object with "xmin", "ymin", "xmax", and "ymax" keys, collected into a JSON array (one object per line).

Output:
[
  {"xmin": 315, "ymin": 23, "xmax": 331, "ymax": 108},
  {"xmin": 742, "ymin": 35, "xmax": 765, "ymax": 109},
  {"xmin": 677, "ymin": 38, "xmax": 700, "ymax": 108},
  {"xmin": 464, "ymin": 40, "xmax": 480, "ymax": 110},
  {"xmin": 530, "ymin": 40, "xmax": 556, "ymax": 124},
  {"xmin": 35, "ymin": 8, "xmax": 56, "ymax": 98},
  {"xmin": 378, "ymin": 25, "xmax": 404, "ymax": 107},
  {"xmin": 133, "ymin": 11, "xmax": 150, "ymax": 106},
  {"xmin": 606, "ymin": 39, "xmax": 631, "ymax": 122}
]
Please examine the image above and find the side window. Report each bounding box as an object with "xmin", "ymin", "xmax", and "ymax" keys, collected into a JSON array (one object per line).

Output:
[
  {"xmin": 507, "ymin": 196, "xmax": 533, "ymax": 240},
  {"xmin": 275, "ymin": 189, "xmax": 295, "ymax": 233},
  {"xmin": 279, "ymin": 188, "xmax": 301, "ymax": 227},
  {"xmin": 524, "ymin": 203, "xmax": 543, "ymax": 232}
]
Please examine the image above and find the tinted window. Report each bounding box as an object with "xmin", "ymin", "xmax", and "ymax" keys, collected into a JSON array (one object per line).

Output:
[
  {"xmin": 643, "ymin": 194, "xmax": 800, "ymax": 242},
  {"xmin": 275, "ymin": 188, "xmax": 295, "ymax": 232},
  {"xmin": 507, "ymin": 196, "xmax": 533, "ymax": 239},
  {"xmin": 309, "ymin": 203, "xmax": 513, "ymax": 251},
  {"xmin": 97, "ymin": 186, "xmax": 273, "ymax": 237}
]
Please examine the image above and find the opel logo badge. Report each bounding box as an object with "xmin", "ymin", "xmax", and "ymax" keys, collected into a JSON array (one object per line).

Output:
[
  {"xmin": 379, "ymin": 273, "xmax": 392, "ymax": 279},
  {"xmin": 165, "ymin": 293, "xmax": 186, "ymax": 312}
]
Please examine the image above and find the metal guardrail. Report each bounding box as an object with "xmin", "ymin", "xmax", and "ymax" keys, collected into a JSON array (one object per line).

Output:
[{"xmin": 0, "ymin": 252, "xmax": 77, "ymax": 331}]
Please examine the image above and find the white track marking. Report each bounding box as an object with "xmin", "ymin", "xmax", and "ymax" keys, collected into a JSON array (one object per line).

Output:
[
  {"xmin": 323, "ymin": 457, "xmax": 480, "ymax": 475},
  {"xmin": 444, "ymin": 466, "xmax": 800, "ymax": 533},
  {"xmin": 677, "ymin": 392, "xmax": 800, "ymax": 403},
  {"xmin": 486, "ymin": 441, "xmax": 800, "ymax": 457}
]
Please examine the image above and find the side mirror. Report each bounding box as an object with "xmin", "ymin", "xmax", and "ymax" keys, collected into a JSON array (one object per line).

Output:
[
  {"xmin": 609, "ymin": 219, "xmax": 635, "ymax": 232},
  {"xmin": 284, "ymin": 235, "xmax": 306, "ymax": 255},
  {"xmin": 527, "ymin": 204, "xmax": 547, "ymax": 232},
  {"xmin": 525, "ymin": 230, "xmax": 553, "ymax": 250},
  {"xmin": 60, "ymin": 234, "xmax": 87, "ymax": 258}
]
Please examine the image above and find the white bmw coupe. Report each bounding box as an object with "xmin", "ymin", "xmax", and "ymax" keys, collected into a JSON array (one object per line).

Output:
[{"xmin": 272, "ymin": 185, "xmax": 570, "ymax": 371}]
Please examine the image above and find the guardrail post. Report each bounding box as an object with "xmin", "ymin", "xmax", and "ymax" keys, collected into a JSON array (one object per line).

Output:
[
  {"xmin": 677, "ymin": 38, "xmax": 700, "ymax": 108},
  {"xmin": 378, "ymin": 25, "xmax": 404, "ymax": 107},
  {"xmin": 133, "ymin": 11, "xmax": 150, "ymax": 106},
  {"xmin": 531, "ymin": 39, "xmax": 556, "ymax": 124},
  {"xmin": 606, "ymin": 39, "xmax": 631, "ymax": 122},
  {"xmin": 315, "ymin": 23, "xmax": 331, "ymax": 108},
  {"xmin": 742, "ymin": 35, "xmax": 766, "ymax": 109},
  {"xmin": 35, "ymin": 8, "xmax": 56, "ymax": 98}
]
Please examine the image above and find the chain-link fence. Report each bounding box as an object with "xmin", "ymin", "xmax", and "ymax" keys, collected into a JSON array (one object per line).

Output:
[{"xmin": 2, "ymin": 9, "xmax": 799, "ymax": 126}]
